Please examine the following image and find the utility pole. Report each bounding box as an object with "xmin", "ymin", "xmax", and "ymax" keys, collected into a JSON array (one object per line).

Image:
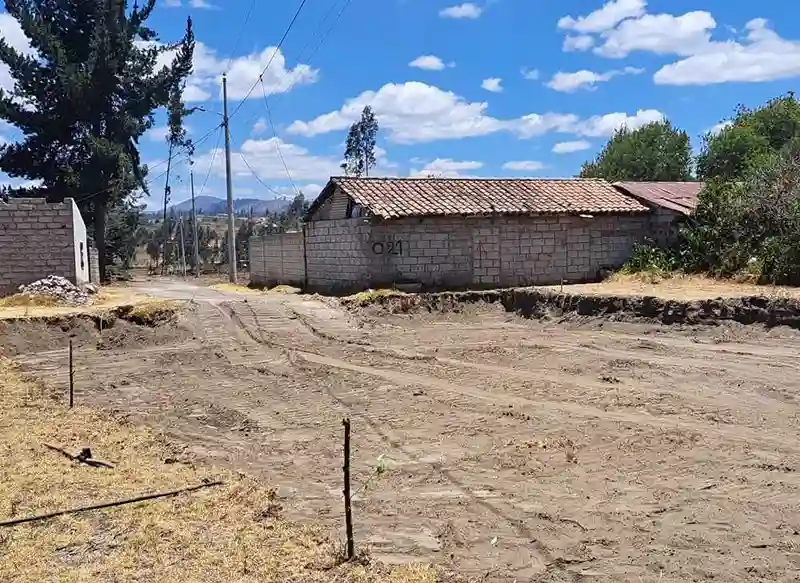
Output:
[
  {"xmin": 190, "ymin": 171, "xmax": 200, "ymax": 278},
  {"xmin": 222, "ymin": 73, "xmax": 237, "ymax": 284},
  {"xmin": 178, "ymin": 215, "xmax": 187, "ymax": 277},
  {"xmin": 161, "ymin": 143, "xmax": 173, "ymax": 275}
]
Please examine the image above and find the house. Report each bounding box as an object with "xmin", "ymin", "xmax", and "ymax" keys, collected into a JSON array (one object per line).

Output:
[
  {"xmin": 250, "ymin": 176, "xmax": 654, "ymax": 293},
  {"xmin": 0, "ymin": 197, "xmax": 91, "ymax": 296},
  {"xmin": 613, "ymin": 181, "xmax": 704, "ymax": 246}
]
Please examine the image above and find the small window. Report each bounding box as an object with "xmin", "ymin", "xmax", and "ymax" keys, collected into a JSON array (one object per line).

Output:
[{"xmin": 79, "ymin": 242, "xmax": 85, "ymax": 270}]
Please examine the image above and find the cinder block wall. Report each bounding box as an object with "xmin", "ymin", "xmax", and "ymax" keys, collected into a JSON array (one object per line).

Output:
[
  {"xmin": 0, "ymin": 198, "xmax": 83, "ymax": 296},
  {"xmin": 249, "ymin": 231, "xmax": 305, "ymax": 287},
  {"xmin": 249, "ymin": 213, "xmax": 652, "ymax": 293}
]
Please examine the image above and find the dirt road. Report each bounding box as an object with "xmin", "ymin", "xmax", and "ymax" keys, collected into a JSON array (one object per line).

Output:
[{"xmin": 9, "ymin": 278, "xmax": 800, "ymax": 582}]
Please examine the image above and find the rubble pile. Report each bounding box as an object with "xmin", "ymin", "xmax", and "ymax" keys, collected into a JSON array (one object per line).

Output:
[{"xmin": 18, "ymin": 275, "xmax": 90, "ymax": 305}]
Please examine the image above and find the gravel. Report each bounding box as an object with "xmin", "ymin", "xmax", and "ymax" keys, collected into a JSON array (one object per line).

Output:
[{"xmin": 18, "ymin": 276, "xmax": 90, "ymax": 305}]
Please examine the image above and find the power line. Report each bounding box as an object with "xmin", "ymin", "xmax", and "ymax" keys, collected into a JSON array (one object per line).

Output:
[
  {"xmin": 258, "ymin": 78, "xmax": 299, "ymax": 195},
  {"xmin": 237, "ymin": 149, "xmax": 286, "ymax": 198},
  {"xmin": 228, "ymin": 0, "xmax": 310, "ymax": 121},
  {"xmin": 195, "ymin": 125, "xmax": 224, "ymax": 199},
  {"xmin": 227, "ymin": 0, "xmax": 257, "ymax": 67}
]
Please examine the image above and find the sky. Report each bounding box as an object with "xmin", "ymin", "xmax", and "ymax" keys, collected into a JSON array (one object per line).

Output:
[{"xmin": 0, "ymin": 0, "xmax": 799, "ymax": 210}]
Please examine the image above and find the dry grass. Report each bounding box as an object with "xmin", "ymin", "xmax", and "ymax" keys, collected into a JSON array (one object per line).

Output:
[
  {"xmin": 544, "ymin": 273, "xmax": 800, "ymax": 301},
  {"xmin": 122, "ymin": 300, "xmax": 183, "ymax": 326},
  {"xmin": 0, "ymin": 360, "xmax": 452, "ymax": 583},
  {"xmin": 0, "ymin": 287, "xmax": 150, "ymax": 321},
  {"xmin": 210, "ymin": 283, "xmax": 264, "ymax": 295},
  {"xmin": 268, "ymin": 285, "xmax": 301, "ymax": 295},
  {"xmin": 345, "ymin": 289, "xmax": 405, "ymax": 307},
  {"xmin": 0, "ymin": 294, "xmax": 66, "ymax": 308}
]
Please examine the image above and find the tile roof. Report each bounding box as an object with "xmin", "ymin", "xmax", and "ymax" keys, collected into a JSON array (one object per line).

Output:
[
  {"xmin": 319, "ymin": 177, "xmax": 649, "ymax": 219},
  {"xmin": 613, "ymin": 181, "xmax": 704, "ymax": 216}
]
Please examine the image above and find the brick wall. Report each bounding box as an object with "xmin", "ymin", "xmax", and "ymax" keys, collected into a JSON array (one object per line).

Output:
[
  {"xmin": 249, "ymin": 213, "xmax": 652, "ymax": 293},
  {"xmin": 88, "ymin": 246, "xmax": 100, "ymax": 285},
  {"xmin": 0, "ymin": 198, "xmax": 86, "ymax": 296},
  {"xmin": 249, "ymin": 231, "xmax": 306, "ymax": 287}
]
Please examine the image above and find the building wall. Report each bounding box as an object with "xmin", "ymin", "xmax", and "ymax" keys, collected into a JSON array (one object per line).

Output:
[
  {"xmin": 89, "ymin": 246, "xmax": 100, "ymax": 285},
  {"xmin": 250, "ymin": 213, "xmax": 652, "ymax": 293},
  {"xmin": 0, "ymin": 198, "xmax": 83, "ymax": 295},
  {"xmin": 71, "ymin": 199, "xmax": 90, "ymax": 286},
  {"xmin": 249, "ymin": 231, "xmax": 306, "ymax": 287},
  {"xmin": 647, "ymin": 207, "xmax": 685, "ymax": 248}
]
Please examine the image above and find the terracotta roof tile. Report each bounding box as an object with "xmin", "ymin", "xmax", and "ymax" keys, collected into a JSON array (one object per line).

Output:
[
  {"xmin": 613, "ymin": 181, "xmax": 703, "ymax": 216},
  {"xmin": 329, "ymin": 177, "xmax": 649, "ymax": 219}
]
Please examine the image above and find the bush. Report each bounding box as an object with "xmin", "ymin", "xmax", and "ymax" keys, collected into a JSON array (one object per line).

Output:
[
  {"xmin": 620, "ymin": 240, "xmax": 677, "ymax": 275},
  {"xmin": 680, "ymin": 145, "xmax": 800, "ymax": 285}
]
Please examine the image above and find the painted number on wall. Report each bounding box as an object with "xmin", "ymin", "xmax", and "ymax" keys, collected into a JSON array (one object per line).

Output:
[{"xmin": 372, "ymin": 240, "xmax": 403, "ymax": 256}]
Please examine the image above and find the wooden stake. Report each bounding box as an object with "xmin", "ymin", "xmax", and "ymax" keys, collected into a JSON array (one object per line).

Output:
[
  {"xmin": 342, "ymin": 418, "xmax": 355, "ymax": 560},
  {"xmin": 68, "ymin": 340, "xmax": 74, "ymax": 409}
]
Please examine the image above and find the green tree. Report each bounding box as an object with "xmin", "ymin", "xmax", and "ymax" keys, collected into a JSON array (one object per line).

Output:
[
  {"xmin": 0, "ymin": 0, "xmax": 195, "ymax": 281},
  {"xmin": 341, "ymin": 106, "xmax": 379, "ymax": 177},
  {"xmin": 580, "ymin": 120, "xmax": 693, "ymax": 182},
  {"xmin": 697, "ymin": 93, "xmax": 800, "ymax": 181}
]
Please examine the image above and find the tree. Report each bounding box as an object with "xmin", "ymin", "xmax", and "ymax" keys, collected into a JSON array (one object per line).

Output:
[
  {"xmin": 0, "ymin": 1, "xmax": 195, "ymax": 281},
  {"xmin": 341, "ymin": 106, "xmax": 379, "ymax": 177},
  {"xmin": 697, "ymin": 93, "xmax": 800, "ymax": 181},
  {"xmin": 580, "ymin": 120, "xmax": 692, "ymax": 182}
]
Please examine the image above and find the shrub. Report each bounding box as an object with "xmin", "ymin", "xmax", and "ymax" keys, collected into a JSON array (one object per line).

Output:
[{"xmin": 620, "ymin": 240, "xmax": 677, "ymax": 275}]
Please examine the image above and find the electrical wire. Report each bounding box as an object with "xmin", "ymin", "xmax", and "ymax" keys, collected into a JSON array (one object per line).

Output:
[
  {"xmin": 227, "ymin": 0, "xmax": 257, "ymax": 68},
  {"xmin": 236, "ymin": 149, "xmax": 286, "ymax": 198},
  {"xmin": 228, "ymin": 0, "xmax": 310, "ymax": 121},
  {"xmin": 194, "ymin": 126, "xmax": 224, "ymax": 199},
  {"xmin": 258, "ymin": 78, "xmax": 299, "ymax": 196}
]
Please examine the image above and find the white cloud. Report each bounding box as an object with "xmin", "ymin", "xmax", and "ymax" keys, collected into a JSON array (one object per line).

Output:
[
  {"xmin": 546, "ymin": 66, "xmax": 643, "ymax": 92},
  {"xmin": 189, "ymin": 0, "xmax": 218, "ymax": 8},
  {"xmin": 595, "ymin": 10, "xmax": 716, "ymax": 58},
  {"xmin": 156, "ymin": 41, "xmax": 317, "ymax": 103},
  {"xmin": 440, "ymin": 3, "xmax": 483, "ymax": 19},
  {"xmin": 573, "ymin": 109, "xmax": 664, "ymax": 137},
  {"xmin": 147, "ymin": 126, "xmax": 170, "ymax": 142},
  {"xmin": 708, "ymin": 120, "xmax": 732, "ymax": 135},
  {"xmin": 558, "ymin": 0, "xmax": 646, "ymax": 34},
  {"xmin": 288, "ymin": 81, "xmax": 665, "ymax": 143},
  {"xmin": 654, "ymin": 18, "xmax": 800, "ymax": 85},
  {"xmin": 410, "ymin": 158, "xmax": 483, "ymax": 178},
  {"xmin": 552, "ymin": 140, "xmax": 592, "ymax": 154},
  {"xmin": 287, "ymin": 82, "xmax": 504, "ymax": 144},
  {"xmin": 409, "ymin": 55, "xmax": 451, "ymax": 71},
  {"xmin": 252, "ymin": 117, "xmax": 268, "ymax": 135},
  {"xmin": 481, "ymin": 77, "xmax": 503, "ymax": 92},
  {"xmin": 563, "ymin": 35, "xmax": 595, "ymax": 52},
  {"xmin": 502, "ymin": 161, "xmax": 546, "ymax": 171},
  {"xmin": 164, "ymin": 0, "xmax": 182, "ymax": 6},
  {"xmin": 521, "ymin": 67, "xmax": 540, "ymax": 80}
]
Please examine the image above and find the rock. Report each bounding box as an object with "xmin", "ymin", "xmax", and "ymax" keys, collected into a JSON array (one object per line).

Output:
[
  {"xmin": 84, "ymin": 283, "xmax": 99, "ymax": 295},
  {"xmin": 18, "ymin": 275, "xmax": 90, "ymax": 306}
]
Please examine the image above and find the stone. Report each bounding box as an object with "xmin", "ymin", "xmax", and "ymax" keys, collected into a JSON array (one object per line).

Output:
[{"xmin": 18, "ymin": 275, "xmax": 89, "ymax": 305}]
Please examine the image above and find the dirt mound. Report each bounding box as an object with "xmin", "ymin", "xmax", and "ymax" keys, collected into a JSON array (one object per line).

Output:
[
  {"xmin": 342, "ymin": 288, "xmax": 800, "ymax": 328},
  {"xmin": 0, "ymin": 303, "xmax": 192, "ymax": 357}
]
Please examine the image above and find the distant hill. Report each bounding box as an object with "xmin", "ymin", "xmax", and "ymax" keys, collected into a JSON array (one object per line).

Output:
[{"xmin": 163, "ymin": 196, "xmax": 291, "ymax": 216}]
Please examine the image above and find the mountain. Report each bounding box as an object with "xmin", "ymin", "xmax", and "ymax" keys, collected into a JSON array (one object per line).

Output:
[{"xmin": 164, "ymin": 196, "xmax": 291, "ymax": 216}]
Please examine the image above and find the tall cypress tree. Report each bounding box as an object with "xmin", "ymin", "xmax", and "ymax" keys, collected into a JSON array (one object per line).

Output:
[{"xmin": 0, "ymin": 0, "xmax": 195, "ymax": 280}]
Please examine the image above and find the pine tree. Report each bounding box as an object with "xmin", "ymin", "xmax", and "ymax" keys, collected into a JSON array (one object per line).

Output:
[{"xmin": 0, "ymin": 0, "xmax": 195, "ymax": 280}]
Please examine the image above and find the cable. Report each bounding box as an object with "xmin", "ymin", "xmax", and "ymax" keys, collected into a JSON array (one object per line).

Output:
[
  {"xmin": 237, "ymin": 150, "xmax": 286, "ymax": 198},
  {"xmin": 259, "ymin": 78, "xmax": 299, "ymax": 195},
  {"xmin": 228, "ymin": 0, "xmax": 310, "ymax": 121},
  {"xmin": 194, "ymin": 126, "xmax": 224, "ymax": 199},
  {"xmin": 237, "ymin": 0, "xmax": 353, "ymax": 131},
  {"xmin": 227, "ymin": 0, "xmax": 257, "ymax": 68}
]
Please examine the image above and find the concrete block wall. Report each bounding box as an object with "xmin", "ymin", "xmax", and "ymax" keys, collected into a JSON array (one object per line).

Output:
[
  {"xmin": 249, "ymin": 213, "xmax": 652, "ymax": 293},
  {"xmin": 249, "ymin": 231, "xmax": 306, "ymax": 287},
  {"xmin": 0, "ymin": 197, "xmax": 84, "ymax": 296}
]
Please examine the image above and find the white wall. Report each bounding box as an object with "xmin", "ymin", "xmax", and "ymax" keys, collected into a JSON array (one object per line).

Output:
[{"xmin": 69, "ymin": 198, "xmax": 90, "ymax": 286}]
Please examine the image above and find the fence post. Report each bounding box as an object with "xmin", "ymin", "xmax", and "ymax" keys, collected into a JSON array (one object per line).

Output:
[
  {"xmin": 342, "ymin": 418, "xmax": 355, "ymax": 560},
  {"xmin": 68, "ymin": 340, "xmax": 74, "ymax": 408}
]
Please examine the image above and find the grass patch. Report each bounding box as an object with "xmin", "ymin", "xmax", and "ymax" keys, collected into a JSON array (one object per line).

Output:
[
  {"xmin": 345, "ymin": 289, "xmax": 405, "ymax": 307},
  {"xmin": 0, "ymin": 294, "xmax": 66, "ymax": 308},
  {"xmin": 210, "ymin": 283, "xmax": 263, "ymax": 295},
  {"xmin": 268, "ymin": 285, "xmax": 301, "ymax": 295},
  {"xmin": 122, "ymin": 300, "xmax": 182, "ymax": 326},
  {"xmin": 0, "ymin": 360, "xmax": 455, "ymax": 583}
]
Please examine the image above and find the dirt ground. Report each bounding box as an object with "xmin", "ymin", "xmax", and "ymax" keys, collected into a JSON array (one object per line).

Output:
[{"xmin": 7, "ymin": 278, "xmax": 800, "ymax": 582}]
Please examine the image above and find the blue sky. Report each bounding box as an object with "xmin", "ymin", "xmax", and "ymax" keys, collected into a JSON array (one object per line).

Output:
[{"xmin": 1, "ymin": 0, "xmax": 799, "ymax": 209}]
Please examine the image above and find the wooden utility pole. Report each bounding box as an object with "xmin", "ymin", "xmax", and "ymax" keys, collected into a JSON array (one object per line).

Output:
[
  {"xmin": 190, "ymin": 171, "xmax": 200, "ymax": 277},
  {"xmin": 161, "ymin": 143, "xmax": 174, "ymax": 275},
  {"xmin": 68, "ymin": 340, "xmax": 74, "ymax": 408},
  {"xmin": 178, "ymin": 216, "xmax": 187, "ymax": 277},
  {"xmin": 222, "ymin": 73, "xmax": 237, "ymax": 284},
  {"xmin": 342, "ymin": 418, "xmax": 355, "ymax": 560}
]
